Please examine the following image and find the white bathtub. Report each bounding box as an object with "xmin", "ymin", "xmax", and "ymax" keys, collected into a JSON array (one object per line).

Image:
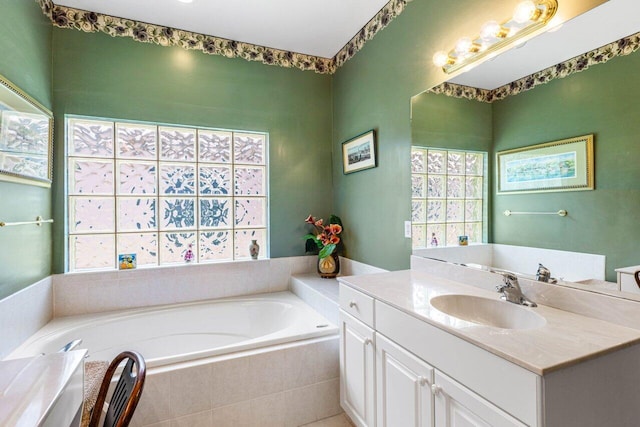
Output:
[{"xmin": 7, "ymin": 292, "xmax": 337, "ymax": 368}]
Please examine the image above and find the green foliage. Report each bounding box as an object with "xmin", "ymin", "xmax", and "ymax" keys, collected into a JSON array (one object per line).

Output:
[
  {"xmin": 329, "ymin": 214, "xmax": 343, "ymax": 227},
  {"xmin": 319, "ymin": 243, "xmax": 336, "ymax": 259}
]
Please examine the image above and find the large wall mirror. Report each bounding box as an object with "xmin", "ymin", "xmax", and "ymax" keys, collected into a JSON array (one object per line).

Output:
[
  {"xmin": 0, "ymin": 74, "xmax": 53, "ymax": 187},
  {"xmin": 410, "ymin": 0, "xmax": 640, "ymax": 297}
]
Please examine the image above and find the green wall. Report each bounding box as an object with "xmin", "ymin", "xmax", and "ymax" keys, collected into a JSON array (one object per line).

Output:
[
  {"xmin": 331, "ymin": 0, "xmax": 611, "ymax": 271},
  {"xmin": 411, "ymin": 92, "xmax": 493, "ymax": 153},
  {"xmin": 51, "ymin": 29, "xmax": 333, "ymax": 273},
  {"xmin": 492, "ymin": 52, "xmax": 640, "ymax": 281},
  {"xmin": 411, "ymin": 92, "xmax": 494, "ymax": 242},
  {"xmin": 331, "ymin": 0, "xmax": 503, "ymax": 270},
  {"xmin": 0, "ymin": 0, "xmax": 52, "ymax": 300},
  {"xmin": 0, "ymin": 0, "xmax": 617, "ymax": 298}
]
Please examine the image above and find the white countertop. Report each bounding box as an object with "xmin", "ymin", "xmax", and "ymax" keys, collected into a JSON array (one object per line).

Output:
[
  {"xmin": 338, "ymin": 270, "xmax": 640, "ymax": 375},
  {"xmin": 615, "ymin": 265, "xmax": 640, "ymax": 274},
  {"xmin": 0, "ymin": 350, "xmax": 86, "ymax": 426}
]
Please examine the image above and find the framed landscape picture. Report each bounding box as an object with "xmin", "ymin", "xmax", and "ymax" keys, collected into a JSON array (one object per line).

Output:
[
  {"xmin": 342, "ymin": 130, "xmax": 377, "ymax": 174},
  {"xmin": 497, "ymin": 134, "xmax": 594, "ymax": 194}
]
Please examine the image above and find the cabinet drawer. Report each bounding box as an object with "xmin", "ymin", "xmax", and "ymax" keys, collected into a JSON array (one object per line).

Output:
[{"xmin": 340, "ymin": 284, "xmax": 375, "ymax": 327}]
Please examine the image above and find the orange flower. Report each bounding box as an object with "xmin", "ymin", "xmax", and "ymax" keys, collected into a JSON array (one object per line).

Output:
[
  {"xmin": 330, "ymin": 235, "xmax": 340, "ymax": 245},
  {"xmin": 315, "ymin": 219, "xmax": 324, "ymax": 227},
  {"xmin": 319, "ymin": 233, "xmax": 330, "ymax": 245},
  {"xmin": 329, "ymin": 224, "xmax": 342, "ymax": 235},
  {"xmin": 305, "ymin": 215, "xmax": 315, "ymax": 224}
]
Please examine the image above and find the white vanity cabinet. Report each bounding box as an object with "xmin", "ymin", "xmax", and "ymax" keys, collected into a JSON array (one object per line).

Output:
[
  {"xmin": 339, "ymin": 284, "xmax": 538, "ymax": 427},
  {"xmin": 375, "ymin": 333, "xmax": 434, "ymax": 427},
  {"xmin": 339, "ymin": 283, "xmax": 377, "ymax": 426},
  {"xmin": 340, "ymin": 272, "xmax": 640, "ymax": 427},
  {"xmin": 340, "ymin": 310, "xmax": 376, "ymax": 427},
  {"xmin": 433, "ymin": 371, "xmax": 526, "ymax": 427}
]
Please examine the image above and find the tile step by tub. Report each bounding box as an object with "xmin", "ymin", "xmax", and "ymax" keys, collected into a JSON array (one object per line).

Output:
[{"xmin": 290, "ymin": 274, "xmax": 339, "ymax": 326}]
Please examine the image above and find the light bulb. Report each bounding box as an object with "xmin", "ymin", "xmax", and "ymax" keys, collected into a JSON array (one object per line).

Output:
[
  {"xmin": 480, "ymin": 21, "xmax": 502, "ymax": 40},
  {"xmin": 433, "ymin": 51, "xmax": 450, "ymax": 67},
  {"xmin": 455, "ymin": 37, "xmax": 473, "ymax": 55},
  {"xmin": 513, "ymin": 1, "xmax": 537, "ymax": 24}
]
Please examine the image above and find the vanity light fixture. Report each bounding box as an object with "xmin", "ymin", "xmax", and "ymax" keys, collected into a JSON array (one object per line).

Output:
[{"xmin": 433, "ymin": 0, "xmax": 558, "ymax": 74}]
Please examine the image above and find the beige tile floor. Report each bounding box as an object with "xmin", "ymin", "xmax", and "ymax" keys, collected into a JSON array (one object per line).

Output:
[{"xmin": 302, "ymin": 413, "xmax": 354, "ymax": 427}]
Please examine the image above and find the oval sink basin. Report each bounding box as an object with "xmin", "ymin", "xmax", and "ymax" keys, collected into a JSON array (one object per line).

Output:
[{"xmin": 429, "ymin": 294, "xmax": 546, "ymax": 330}]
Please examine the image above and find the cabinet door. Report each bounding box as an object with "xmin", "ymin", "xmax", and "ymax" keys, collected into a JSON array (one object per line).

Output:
[
  {"xmin": 340, "ymin": 311, "xmax": 376, "ymax": 427},
  {"xmin": 376, "ymin": 333, "xmax": 435, "ymax": 427},
  {"xmin": 434, "ymin": 371, "xmax": 527, "ymax": 427}
]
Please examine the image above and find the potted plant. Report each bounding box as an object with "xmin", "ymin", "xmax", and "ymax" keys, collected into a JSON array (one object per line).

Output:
[{"xmin": 304, "ymin": 214, "xmax": 344, "ymax": 278}]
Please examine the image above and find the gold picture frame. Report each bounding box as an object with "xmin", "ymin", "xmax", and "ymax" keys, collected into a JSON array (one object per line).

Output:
[
  {"xmin": 497, "ymin": 134, "xmax": 594, "ymax": 194},
  {"xmin": 0, "ymin": 74, "xmax": 53, "ymax": 187}
]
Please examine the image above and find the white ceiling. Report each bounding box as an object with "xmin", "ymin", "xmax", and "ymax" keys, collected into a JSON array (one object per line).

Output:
[
  {"xmin": 55, "ymin": 0, "xmax": 390, "ymax": 59},
  {"xmin": 55, "ymin": 0, "xmax": 640, "ymax": 80},
  {"xmin": 449, "ymin": 0, "xmax": 640, "ymax": 89}
]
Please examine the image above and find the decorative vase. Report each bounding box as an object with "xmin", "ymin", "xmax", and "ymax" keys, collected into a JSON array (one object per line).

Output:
[
  {"xmin": 184, "ymin": 244, "xmax": 194, "ymax": 263},
  {"xmin": 249, "ymin": 239, "xmax": 260, "ymax": 260},
  {"xmin": 318, "ymin": 252, "xmax": 340, "ymax": 278}
]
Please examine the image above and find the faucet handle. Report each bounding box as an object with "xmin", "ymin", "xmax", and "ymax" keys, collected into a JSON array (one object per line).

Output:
[{"xmin": 496, "ymin": 284, "xmax": 508, "ymax": 293}]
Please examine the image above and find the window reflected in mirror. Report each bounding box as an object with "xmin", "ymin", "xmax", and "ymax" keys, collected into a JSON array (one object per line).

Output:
[
  {"xmin": 0, "ymin": 74, "xmax": 53, "ymax": 187},
  {"xmin": 411, "ymin": 147, "xmax": 487, "ymax": 248}
]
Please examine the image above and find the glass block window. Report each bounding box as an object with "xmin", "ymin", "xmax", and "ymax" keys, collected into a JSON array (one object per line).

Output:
[
  {"xmin": 67, "ymin": 117, "xmax": 268, "ymax": 271},
  {"xmin": 411, "ymin": 147, "xmax": 486, "ymax": 248}
]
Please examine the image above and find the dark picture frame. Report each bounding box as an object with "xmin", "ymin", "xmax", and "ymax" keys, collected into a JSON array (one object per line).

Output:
[{"xmin": 342, "ymin": 130, "xmax": 377, "ymax": 174}]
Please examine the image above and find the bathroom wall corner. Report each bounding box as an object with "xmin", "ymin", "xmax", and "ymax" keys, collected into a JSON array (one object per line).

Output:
[{"xmin": 0, "ymin": 276, "xmax": 53, "ymax": 359}]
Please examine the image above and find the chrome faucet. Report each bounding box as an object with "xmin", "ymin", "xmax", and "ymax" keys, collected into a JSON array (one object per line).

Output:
[
  {"xmin": 535, "ymin": 263, "xmax": 558, "ymax": 284},
  {"xmin": 536, "ymin": 263, "xmax": 551, "ymax": 282},
  {"xmin": 496, "ymin": 273, "xmax": 537, "ymax": 307}
]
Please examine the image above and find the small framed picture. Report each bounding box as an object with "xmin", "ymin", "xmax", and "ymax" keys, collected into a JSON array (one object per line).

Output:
[
  {"xmin": 118, "ymin": 253, "xmax": 137, "ymax": 270},
  {"xmin": 342, "ymin": 130, "xmax": 377, "ymax": 174}
]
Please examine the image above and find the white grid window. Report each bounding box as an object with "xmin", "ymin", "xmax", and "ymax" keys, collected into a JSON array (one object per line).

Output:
[
  {"xmin": 411, "ymin": 147, "xmax": 486, "ymax": 247},
  {"xmin": 66, "ymin": 116, "xmax": 268, "ymax": 271}
]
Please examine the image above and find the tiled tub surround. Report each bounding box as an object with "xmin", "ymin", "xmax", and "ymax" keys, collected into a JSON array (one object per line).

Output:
[
  {"xmin": 414, "ymin": 243, "xmax": 606, "ymax": 282},
  {"xmin": 0, "ymin": 256, "xmax": 385, "ymax": 425},
  {"xmin": 0, "ymin": 276, "xmax": 53, "ymax": 359},
  {"xmin": 11, "ymin": 319, "xmax": 341, "ymax": 426},
  {"xmin": 291, "ymin": 258, "xmax": 388, "ymax": 325},
  {"xmin": 0, "ymin": 256, "xmax": 357, "ymax": 426},
  {"xmin": 1, "ymin": 255, "xmax": 381, "ymax": 359},
  {"xmin": 8, "ymin": 283, "xmax": 341, "ymax": 426},
  {"xmin": 125, "ymin": 337, "xmax": 341, "ymax": 427},
  {"xmin": 53, "ymin": 256, "xmax": 317, "ymax": 317}
]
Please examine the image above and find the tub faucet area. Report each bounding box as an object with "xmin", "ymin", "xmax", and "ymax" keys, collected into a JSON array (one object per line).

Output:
[
  {"xmin": 536, "ymin": 263, "xmax": 558, "ymax": 284},
  {"xmin": 496, "ymin": 273, "xmax": 537, "ymax": 307}
]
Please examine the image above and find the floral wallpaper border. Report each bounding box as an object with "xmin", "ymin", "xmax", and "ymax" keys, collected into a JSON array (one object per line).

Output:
[
  {"xmin": 334, "ymin": 0, "xmax": 413, "ymax": 69},
  {"xmin": 36, "ymin": 0, "xmax": 412, "ymax": 74},
  {"xmin": 429, "ymin": 31, "xmax": 640, "ymax": 103},
  {"xmin": 35, "ymin": 0, "xmax": 640, "ymax": 85}
]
